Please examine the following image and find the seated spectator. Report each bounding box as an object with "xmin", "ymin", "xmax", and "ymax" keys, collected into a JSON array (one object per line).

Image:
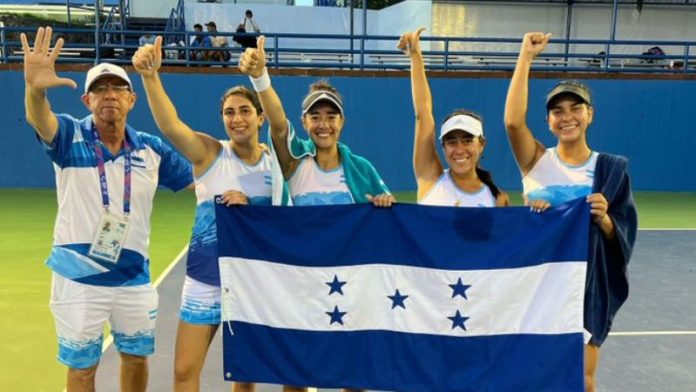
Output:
[
  {"xmin": 233, "ymin": 23, "xmax": 257, "ymax": 49},
  {"xmin": 641, "ymin": 46, "xmax": 665, "ymax": 64},
  {"xmin": 591, "ymin": 51, "xmax": 606, "ymax": 66},
  {"xmin": 139, "ymin": 33, "xmax": 156, "ymax": 47},
  {"xmin": 165, "ymin": 41, "xmax": 186, "ymax": 61},
  {"xmin": 190, "ymin": 23, "xmax": 212, "ymax": 62},
  {"xmin": 206, "ymin": 21, "xmax": 231, "ymax": 63}
]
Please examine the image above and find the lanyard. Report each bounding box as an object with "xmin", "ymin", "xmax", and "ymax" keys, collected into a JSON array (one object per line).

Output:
[{"xmin": 92, "ymin": 128, "xmax": 131, "ymax": 216}]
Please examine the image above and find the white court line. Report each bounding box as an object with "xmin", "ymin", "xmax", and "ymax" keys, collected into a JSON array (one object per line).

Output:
[
  {"xmin": 99, "ymin": 245, "xmax": 189, "ymax": 354},
  {"xmin": 83, "ymin": 246, "xmax": 319, "ymax": 392},
  {"xmin": 639, "ymin": 228, "xmax": 696, "ymax": 231},
  {"xmin": 610, "ymin": 331, "xmax": 696, "ymax": 337},
  {"xmin": 66, "ymin": 236, "xmax": 691, "ymax": 392},
  {"xmin": 152, "ymin": 245, "xmax": 190, "ymax": 287}
]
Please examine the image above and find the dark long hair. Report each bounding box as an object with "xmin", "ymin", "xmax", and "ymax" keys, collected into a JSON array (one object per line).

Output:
[{"xmin": 442, "ymin": 109, "xmax": 501, "ymax": 198}]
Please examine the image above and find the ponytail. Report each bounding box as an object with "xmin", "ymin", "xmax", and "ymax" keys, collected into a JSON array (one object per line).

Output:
[{"xmin": 475, "ymin": 166, "xmax": 500, "ymax": 198}]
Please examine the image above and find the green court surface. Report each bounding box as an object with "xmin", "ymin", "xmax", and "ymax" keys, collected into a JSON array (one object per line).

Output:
[
  {"xmin": 0, "ymin": 189, "xmax": 693, "ymax": 391},
  {"xmin": 0, "ymin": 189, "xmax": 195, "ymax": 392}
]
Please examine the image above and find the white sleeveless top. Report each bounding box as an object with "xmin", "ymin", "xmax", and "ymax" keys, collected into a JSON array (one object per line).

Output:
[
  {"xmin": 195, "ymin": 142, "xmax": 273, "ymax": 205},
  {"xmin": 523, "ymin": 147, "xmax": 598, "ymax": 207},
  {"xmin": 420, "ymin": 170, "xmax": 496, "ymax": 207},
  {"xmin": 288, "ymin": 157, "xmax": 353, "ymax": 206},
  {"xmin": 187, "ymin": 141, "xmax": 273, "ymax": 284}
]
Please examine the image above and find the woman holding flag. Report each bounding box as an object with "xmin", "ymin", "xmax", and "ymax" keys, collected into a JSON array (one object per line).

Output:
[
  {"xmin": 132, "ymin": 36, "xmax": 294, "ymax": 392},
  {"xmin": 238, "ymin": 35, "xmax": 393, "ymax": 392},
  {"xmin": 504, "ymin": 31, "xmax": 638, "ymax": 392}
]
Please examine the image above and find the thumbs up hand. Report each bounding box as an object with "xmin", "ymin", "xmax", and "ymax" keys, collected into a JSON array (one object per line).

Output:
[{"xmin": 239, "ymin": 35, "xmax": 267, "ymax": 78}]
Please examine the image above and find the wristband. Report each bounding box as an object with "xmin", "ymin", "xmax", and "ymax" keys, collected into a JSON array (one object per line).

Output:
[{"xmin": 249, "ymin": 67, "xmax": 271, "ymax": 92}]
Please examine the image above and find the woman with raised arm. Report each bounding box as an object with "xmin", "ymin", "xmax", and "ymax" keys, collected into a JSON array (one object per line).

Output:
[
  {"xmin": 239, "ymin": 36, "xmax": 394, "ymax": 209},
  {"xmin": 238, "ymin": 36, "xmax": 393, "ymax": 392},
  {"xmin": 399, "ymin": 28, "xmax": 508, "ymax": 207},
  {"xmin": 504, "ymin": 32, "xmax": 638, "ymax": 392},
  {"xmin": 132, "ymin": 36, "xmax": 291, "ymax": 392}
]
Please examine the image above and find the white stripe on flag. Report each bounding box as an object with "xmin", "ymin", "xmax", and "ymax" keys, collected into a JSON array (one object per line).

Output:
[{"xmin": 220, "ymin": 258, "xmax": 585, "ymax": 337}]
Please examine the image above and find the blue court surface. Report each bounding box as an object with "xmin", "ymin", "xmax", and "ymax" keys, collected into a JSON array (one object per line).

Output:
[{"xmin": 96, "ymin": 230, "xmax": 696, "ymax": 391}]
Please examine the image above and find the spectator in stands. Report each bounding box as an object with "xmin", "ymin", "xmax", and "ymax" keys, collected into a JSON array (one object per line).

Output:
[
  {"xmin": 641, "ymin": 46, "xmax": 666, "ymax": 64},
  {"xmin": 233, "ymin": 23, "xmax": 257, "ymax": 49},
  {"xmin": 190, "ymin": 23, "xmax": 212, "ymax": 62},
  {"xmin": 233, "ymin": 10, "xmax": 260, "ymax": 49},
  {"xmin": 165, "ymin": 40, "xmax": 186, "ymax": 61},
  {"xmin": 138, "ymin": 33, "xmax": 156, "ymax": 47},
  {"xmin": 206, "ymin": 21, "xmax": 231, "ymax": 63},
  {"xmin": 242, "ymin": 9, "xmax": 261, "ymax": 33},
  {"xmin": 20, "ymin": 26, "xmax": 192, "ymax": 392}
]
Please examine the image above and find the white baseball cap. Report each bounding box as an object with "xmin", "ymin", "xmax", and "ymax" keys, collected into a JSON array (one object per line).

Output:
[
  {"xmin": 439, "ymin": 114, "xmax": 484, "ymax": 140},
  {"xmin": 84, "ymin": 63, "xmax": 133, "ymax": 94}
]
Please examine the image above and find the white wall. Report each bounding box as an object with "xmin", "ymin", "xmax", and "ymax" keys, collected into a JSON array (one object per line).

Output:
[
  {"xmin": 174, "ymin": 1, "xmax": 696, "ymax": 55},
  {"xmin": 572, "ymin": 4, "xmax": 696, "ymax": 54},
  {"xmin": 432, "ymin": 1, "xmax": 696, "ymax": 55},
  {"xmin": 220, "ymin": 0, "xmax": 288, "ymax": 4},
  {"xmin": 377, "ymin": 0, "xmax": 432, "ymax": 50},
  {"xmin": 432, "ymin": 2, "xmax": 566, "ymax": 52},
  {"xmin": 130, "ymin": 0, "xmax": 179, "ymax": 18}
]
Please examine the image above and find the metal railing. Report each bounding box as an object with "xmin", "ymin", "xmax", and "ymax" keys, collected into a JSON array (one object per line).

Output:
[
  {"xmin": 164, "ymin": 0, "xmax": 186, "ymax": 46},
  {"xmin": 1, "ymin": 26, "xmax": 694, "ymax": 74}
]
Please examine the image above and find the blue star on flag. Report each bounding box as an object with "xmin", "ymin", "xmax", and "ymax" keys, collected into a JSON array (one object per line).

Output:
[
  {"xmin": 448, "ymin": 310, "xmax": 469, "ymax": 330},
  {"xmin": 388, "ymin": 289, "xmax": 409, "ymax": 309},
  {"xmin": 326, "ymin": 305, "xmax": 347, "ymax": 325},
  {"xmin": 325, "ymin": 275, "xmax": 347, "ymax": 295},
  {"xmin": 449, "ymin": 277, "xmax": 471, "ymax": 299}
]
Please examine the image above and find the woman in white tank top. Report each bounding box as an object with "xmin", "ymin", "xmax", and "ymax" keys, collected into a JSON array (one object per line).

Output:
[
  {"xmin": 238, "ymin": 36, "xmax": 395, "ymax": 212},
  {"xmin": 505, "ymin": 32, "xmax": 627, "ymax": 392},
  {"xmin": 238, "ymin": 36, "xmax": 394, "ymax": 392},
  {"xmin": 399, "ymin": 28, "xmax": 509, "ymax": 207},
  {"xmin": 133, "ymin": 38, "xmax": 281, "ymax": 392}
]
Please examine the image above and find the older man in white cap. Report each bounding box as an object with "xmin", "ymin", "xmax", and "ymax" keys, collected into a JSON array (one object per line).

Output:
[{"xmin": 21, "ymin": 27, "xmax": 192, "ymax": 392}]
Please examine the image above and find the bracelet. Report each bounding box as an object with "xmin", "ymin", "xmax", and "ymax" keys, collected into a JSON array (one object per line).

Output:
[{"xmin": 249, "ymin": 67, "xmax": 271, "ymax": 92}]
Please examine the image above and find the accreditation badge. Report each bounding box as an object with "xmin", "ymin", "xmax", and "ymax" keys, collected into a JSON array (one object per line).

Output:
[{"xmin": 88, "ymin": 211, "xmax": 129, "ymax": 264}]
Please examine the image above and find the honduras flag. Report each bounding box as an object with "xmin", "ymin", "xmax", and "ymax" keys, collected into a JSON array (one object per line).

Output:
[{"xmin": 216, "ymin": 199, "xmax": 589, "ymax": 392}]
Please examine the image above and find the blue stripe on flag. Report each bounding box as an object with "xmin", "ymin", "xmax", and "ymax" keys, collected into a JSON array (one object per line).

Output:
[
  {"xmin": 222, "ymin": 322, "xmax": 584, "ymax": 392},
  {"xmin": 215, "ymin": 198, "xmax": 590, "ymax": 270}
]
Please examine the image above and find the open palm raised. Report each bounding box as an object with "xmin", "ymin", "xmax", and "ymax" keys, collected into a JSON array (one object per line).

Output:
[{"xmin": 21, "ymin": 26, "xmax": 77, "ymax": 91}]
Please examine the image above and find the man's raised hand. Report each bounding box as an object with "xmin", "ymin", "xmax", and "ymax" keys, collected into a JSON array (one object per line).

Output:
[{"xmin": 21, "ymin": 27, "xmax": 77, "ymax": 91}]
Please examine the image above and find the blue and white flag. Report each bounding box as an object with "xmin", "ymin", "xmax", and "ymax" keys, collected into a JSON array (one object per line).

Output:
[{"xmin": 216, "ymin": 199, "xmax": 590, "ymax": 392}]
